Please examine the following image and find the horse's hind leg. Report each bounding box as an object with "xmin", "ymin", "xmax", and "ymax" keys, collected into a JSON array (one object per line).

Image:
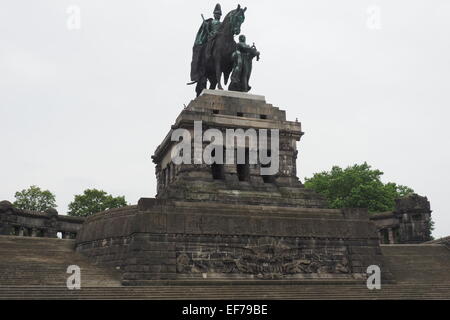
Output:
[
  {"xmin": 215, "ymin": 60, "xmax": 223, "ymax": 90},
  {"xmin": 209, "ymin": 77, "xmax": 217, "ymax": 90}
]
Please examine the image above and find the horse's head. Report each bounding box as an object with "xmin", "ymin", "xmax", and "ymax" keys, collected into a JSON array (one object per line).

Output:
[{"xmin": 229, "ymin": 4, "xmax": 246, "ymax": 35}]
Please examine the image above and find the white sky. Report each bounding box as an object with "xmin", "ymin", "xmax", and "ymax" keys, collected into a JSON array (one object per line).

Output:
[{"xmin": 1, "ymin": 0, "xmax": 449, "ymax": 238}]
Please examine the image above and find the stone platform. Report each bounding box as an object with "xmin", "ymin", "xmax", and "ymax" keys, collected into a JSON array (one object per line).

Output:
[
  {"xmin": 75, "ymin": 199, "xmax": 391, "ymax": 284},
  {"xmin": 75, "ymin": 90, "xmax": 394, "ymax": 284}
]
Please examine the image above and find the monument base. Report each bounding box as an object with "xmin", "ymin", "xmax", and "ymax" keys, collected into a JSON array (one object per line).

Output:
[
  {"xmin": 75, "ymin": 90, "xmax": 394, "ymax": 284},
  {"xmin": 75, "ymin": 198, "xmax": 393, "ymax": 285}
]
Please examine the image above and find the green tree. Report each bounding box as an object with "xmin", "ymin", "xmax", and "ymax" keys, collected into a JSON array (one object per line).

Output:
[
  {"xmin": 13, "ymin": 185, "xmax": 57, "ymax": 212},
  {"xmin": 304, "ymin": 162, "xmax": 414, "ymax": 213},
  {"xmin": 68, "ymin": 189, "xmax": 127, "ymax": 217}
]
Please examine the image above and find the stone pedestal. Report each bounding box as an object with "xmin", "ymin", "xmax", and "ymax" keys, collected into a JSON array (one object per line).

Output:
[
  {"xmin": 76, "ymin": 199, "xmax": 392, "ymax": 284},
  {"xmin": 75, "ymin": 90, "xmax": 393, "ymax": 284},
  {"xmin": 151, "ymin": 90, "xmax": 326, "ymax": 207}
]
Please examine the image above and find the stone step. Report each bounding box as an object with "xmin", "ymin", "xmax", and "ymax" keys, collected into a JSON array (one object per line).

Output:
[
  {"xmin": 0, "ymin": 286, "xmax": 449, "ymax": 299},
  {"xmin": 0, "ymin": 236, "xmax": 122, "ymax": 287},
  {"xmin": 1, "ymin": 286, "xmax": 449, "ymax": 292},
  {"xmin": 380, "ymin": 244, "xmax": 450, "ymax": 285}
]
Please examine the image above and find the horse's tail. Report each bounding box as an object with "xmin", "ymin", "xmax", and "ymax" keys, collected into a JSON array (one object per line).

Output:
[{"xmin": 223, "ymin": 70, "xmax": 231, "ymax": 85}]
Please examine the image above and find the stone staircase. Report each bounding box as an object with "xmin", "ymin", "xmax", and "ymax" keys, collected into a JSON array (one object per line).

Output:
[
  {"xmin": 0, "ymin": 236, "xmax": 449, "ymax": 299},
  {"xmin": 0, "ymin": 236, "xmax": 121, "ymax": 287},
  {"xmin": 381, "ymin": 244, "xmax": 450, "ymax": 284}
]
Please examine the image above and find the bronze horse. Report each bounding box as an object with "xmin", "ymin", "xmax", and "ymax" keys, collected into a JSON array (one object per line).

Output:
[{"xmin": 189, "ymin": 5, "xmax": 246, "ymax": 97}]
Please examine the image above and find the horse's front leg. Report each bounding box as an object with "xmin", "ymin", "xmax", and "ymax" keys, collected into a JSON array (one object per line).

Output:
[
  {"xmin": 196, "ymin": 76, "xmax": 207, "ymax": 97},
  {"xmin": 215, "ymin": 60, "xmax": 223, "ymax": 90}
]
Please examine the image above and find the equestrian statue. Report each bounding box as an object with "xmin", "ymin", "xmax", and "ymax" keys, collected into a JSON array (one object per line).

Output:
[{"xmin": 188, "ymin": 4, "xmax": 260, "ymax": 97}]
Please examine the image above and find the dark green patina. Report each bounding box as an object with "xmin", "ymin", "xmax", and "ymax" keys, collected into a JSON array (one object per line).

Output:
[{"xmin": 188, "ymin": 4, "xmax": 260, "ymax": 96}]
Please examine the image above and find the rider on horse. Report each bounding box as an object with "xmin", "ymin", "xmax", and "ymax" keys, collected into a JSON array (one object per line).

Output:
[
  {"xmin": 189, "ymin": 4, "xmax": 249, "ymax": 97},
  {"xmin": 190, "ymin": 4, "xmax": 222, "ymax": 90}
]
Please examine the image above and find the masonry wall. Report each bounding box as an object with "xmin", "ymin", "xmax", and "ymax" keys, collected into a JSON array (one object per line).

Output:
[
  {"xmin": 0, "ymin": 200, "xmax": 84, "ymax": 239},
  {"xmin": 76, "ymin": 198, "xmax": 392, "ymax": 284},
  {"xmin": 370, "ymin": 194, "xmax": 432, "ymax": 244}
]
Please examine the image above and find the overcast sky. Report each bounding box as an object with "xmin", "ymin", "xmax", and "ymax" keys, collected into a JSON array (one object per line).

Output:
[{"xmin": 1, "ymin": 0, "xmax": 449, "ymax": 238}]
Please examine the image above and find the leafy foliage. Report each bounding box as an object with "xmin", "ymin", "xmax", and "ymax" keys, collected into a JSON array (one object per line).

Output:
[
  {"xmin": 304, "ymin": 162, "xmax": 414, "ymax": 213},
  {"xmin": 427, "ymin": 219, "xmax": 435, "ymax": 239},
  {"xmin": 68, "ymin": 189, "xmax": 127, "ymax": 217},
  {"xmin": 13, "ymin": 185, "xmax": 57, "ymax": 212}
]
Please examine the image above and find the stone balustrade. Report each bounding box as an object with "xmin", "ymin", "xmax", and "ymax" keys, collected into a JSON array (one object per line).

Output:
[{"xmin": 0, "ymin": 200, "xmax": 84, "ymax": 239}]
